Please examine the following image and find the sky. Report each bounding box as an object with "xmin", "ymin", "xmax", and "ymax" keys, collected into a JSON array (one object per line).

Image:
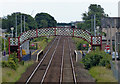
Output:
[{"xmin": 0, "ymin": 0, "xmax": 120, "ymax": 23}]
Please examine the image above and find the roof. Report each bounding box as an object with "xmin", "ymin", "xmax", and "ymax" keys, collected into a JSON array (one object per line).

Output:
[{"xmin": 101, "ymin": 17, "xmax": 120, "ymax": 28}]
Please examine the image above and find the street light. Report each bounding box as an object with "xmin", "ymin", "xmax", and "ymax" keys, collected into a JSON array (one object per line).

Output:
[
  {"xmin": 97, "ymin": 26, "xmax": 100, "ymax": 35},
  {"xmin": 11, "ymin": 27, "xmax": 14, "ymax": 37}
]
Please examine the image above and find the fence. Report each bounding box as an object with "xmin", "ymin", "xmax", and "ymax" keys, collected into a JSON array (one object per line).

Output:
[
  {"xmin": 21, "ymin": 54, "xmax": 31, "ymax": 61},
  {"xmin": 110, "ymin": 61, "xmax": 120, "ymax": 83}
]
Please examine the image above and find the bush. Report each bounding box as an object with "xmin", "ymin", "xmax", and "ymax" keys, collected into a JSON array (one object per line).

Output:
[
  {"xmin": 9, "ymin": 52, "xmax": 18, "ymax": 63},
  {"xmin": 2, "ymin": 61, "xmax": 9, "ymax": 68},
  {"xmin": 82, "ymin": 49, "xmax": 112, "ymax": 69},
  {"xmin": 2, "ymin": 52, "xmax": 19, "ymax": 70},
  {"xmin": 2, "ymin": 60, "xmax": 18, "ymax": 70},
  {"xmin": 20, "ymin": 61, "xmax": 24, "ymax": 65},
  {"xmin": 8, "ymin": 60, "xmax": 18, "ymax": 70},
  {"xmin": 73, "ymin": 38, "xmax": 89, "ymax": 50}
]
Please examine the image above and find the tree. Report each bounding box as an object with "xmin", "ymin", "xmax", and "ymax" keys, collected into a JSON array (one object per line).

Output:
[
  {"xmin": 2, "ymin": 12, "xmax": 37, "ymax": 35},
  {"xmin": 76, "ymin": 23, "xmax": 86, "ymax": 30},
  {"xmin": 35, "ymin": 13, "xmax": 57, "ymax": 28},
  {"xmin": 81, "ymin": 4, "xmax": 108, "ymax": 32},
  {"xmin": 39, "ymin": 20, "xmax": 48, "ymax": 28}
]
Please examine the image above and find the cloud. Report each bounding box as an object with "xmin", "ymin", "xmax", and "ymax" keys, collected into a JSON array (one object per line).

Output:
[{"xmin": 1, "ymin": 0, "xmax": 119, "ymax": 3}]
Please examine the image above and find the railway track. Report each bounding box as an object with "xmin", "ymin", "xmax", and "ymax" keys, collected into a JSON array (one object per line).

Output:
[
  {"xmin": 24, "ymin": 37, "xmax": 77, "ymax": 83},
  {"xmin": 59, "ymin": 37, "xmax": 77, "ymax": 83},
  {"xmin": 68, "ymin": 38, "xmax": 77, "ymax": 84},
  {"xmin": 25, "ymin": 36, "xmax": 60, "ymax": 83}
]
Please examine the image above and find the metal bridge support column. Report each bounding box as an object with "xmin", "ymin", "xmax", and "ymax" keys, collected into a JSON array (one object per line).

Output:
[
  {"xmin": 36, "ymin": 28, "xmax": 38, "ymax": 37},
  {"xmin": 73, "ymin": 28, "xmax": 74, "ymax": 37},
  {"xmin": 100, "ymin": 36, "xmax": 102, "ymax": 50},
  {"xmin": 91, "ymin": 36, "xmax": 93, "ymax": 51},
  {"xmin": 18, "ymin": 37, "xmax": 21, "ymax": 61},
  {"xmin": 8, "ymin": 37, "xmax": 10, "ymax": 56},
  {"xmin": 54, "ymin": 28, "xmax": 56, "ymax": 36}
]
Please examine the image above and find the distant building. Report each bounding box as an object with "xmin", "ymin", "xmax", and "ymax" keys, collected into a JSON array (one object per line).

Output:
[
  {"xmin": 101, "ymin": 17, "xmax": 120, "ymax": 40},
  {"xmin": 57, "ymin": 23, "xmax": 71, "ymax": 28},
  {"xmin": 101, "ymin": 17, "xmax": 120, "ymax": 28},
  {"xmin": 57, "ymin": 21, "xmax": 84, "ymax": 28},
  {"xmin": 71, "ymin": 21, "xmax": 84, "ymax": 28},
  {"xmin": 0, "ymin": 28, "xmax": 7, "ymax": 37}
]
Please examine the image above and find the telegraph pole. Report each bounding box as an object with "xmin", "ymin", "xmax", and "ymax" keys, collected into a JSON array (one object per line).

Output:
[
  {"xmin": 24, "ymin": 16, "xmax": 25, "ymax": 32},
  {"xmin": 94, "ymin": 15, "xmax": 96, "ymax": 36},
  {"xmin": 15, "ymin": 13, "xmax": 17, "ymax": 37},
  {"xmin": 110, "ymin": 18, "xmax": 113, "ymax": 54},
  {"xmin": 21, "ymin": 14, "xmax": 22, "ymax": 34},
  {"xmin": 114, "ymin": 19, "xmax": 117, "ymax": 69},
  {"xmin": 106, "ymin": 18, "xmax": 109, "ymax": 45},
  {"xmin": 91, "ymin": 15, "xmax": 93, "ymax": 33}
]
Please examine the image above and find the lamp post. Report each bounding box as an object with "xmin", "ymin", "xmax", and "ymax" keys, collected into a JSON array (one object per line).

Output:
[
  {"xmin": 11, "ymin": 27, "xmax": 14, "ymax": 37},
  {"xmin": 15, "ymin": 14, "xmax": 17, "ymax": 37},
  {"xmin": 94, "ymin": 15, "xmax": 96, "ymax": 36},
  {"xmin": 3, "ymin": 37, "xmax": 6, "ymax": 56},
  {"xmin": 96, "ymin": 26, "xmax": 100, "ymax": 36}
]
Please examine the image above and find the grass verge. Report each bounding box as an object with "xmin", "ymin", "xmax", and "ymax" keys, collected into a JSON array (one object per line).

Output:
[
  {"xmin": 2, "ymin": 61, "xmax": 34, "ymax": 83},
  {"xmin": 30, "ymin": 36, "xmax": 54, "ymax": 50},
  {"xmin": 89, "ymin": 66, "xmax": 117, "ymax": 82},
  {"xmin": 72, "ymin": 37, "xmax": 89, "ymax": 50}
]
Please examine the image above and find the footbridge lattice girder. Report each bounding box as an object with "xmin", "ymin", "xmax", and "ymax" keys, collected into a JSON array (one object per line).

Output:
[{"xmin": 8, "ymin": 27, "xmax": 102, "ymax": 60}]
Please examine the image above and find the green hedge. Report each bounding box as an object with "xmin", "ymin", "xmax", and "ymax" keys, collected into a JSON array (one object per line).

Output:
[
  {"xmin": 82, "ymin": 48, "xmax": 112, "ymax": 69},
  {"xmin": 2, "ymin": 52, "xmax": 24, "ymax": 70}
]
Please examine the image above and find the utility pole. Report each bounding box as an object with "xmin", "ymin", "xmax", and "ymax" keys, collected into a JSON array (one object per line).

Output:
[
  {"xmin": 21, "ymin": 14, "xmax": 22, "ymax": 34},
  {"xmin": 114, "ymin": 19, "xmax": 117, "ymax": 69},
  {"xmin": 94, "ymin": 15, "xmax": 96, "ymax": 36},
  {"xmin": 15, "ymin": 13, "xmax": 17, "ymax": 37},
  {"xmin": 24, "ymin": 16, "xmax": 25, "ymax": 32},
  {"xmin": 106, "ymin": 18, "xmax": 109, "ymax": 45},
  {"xmin": 91, "ymin": 15, "xmax": 93, "ymax": 33},
  {"xmin": 110, "ymin": 18, "xmax": 113, "ymax": 54},
  {"xmin": 4, "ymin": 37, "xmax": 6, "ymax": 56},
  {"xmin": 4, "ymin": 37, "xmax": 5, "ymax": 51},
  {"xmin": 107, "ymin": 26, "xmax": 109, "ymax": 45}
]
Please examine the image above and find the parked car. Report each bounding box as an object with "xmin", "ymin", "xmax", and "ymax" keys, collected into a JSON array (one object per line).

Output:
[{"xmin": 112, "ymin": 52, "xmax": 119, "ymax": 60}]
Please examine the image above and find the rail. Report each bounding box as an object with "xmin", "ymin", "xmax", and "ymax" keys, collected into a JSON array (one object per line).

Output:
[
  {"xmin": 60, "ymin": 40, "xmax": 65, "ymax": 84},
  {"xmin": 40, "ymin": 37, "xmax": 61, "ymax": 84},
  {"xmin": 25, "ymin": 37, "xmax": 58, "ymax": 84},
  {"xmin": 68, "ymin": 38, "xmax": 77, "ymax": 84}
]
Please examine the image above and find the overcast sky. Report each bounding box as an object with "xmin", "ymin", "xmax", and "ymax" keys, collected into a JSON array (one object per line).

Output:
[{"xmin": 0, "ymin": 0, "xmax": 119, "ymax": 23}]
